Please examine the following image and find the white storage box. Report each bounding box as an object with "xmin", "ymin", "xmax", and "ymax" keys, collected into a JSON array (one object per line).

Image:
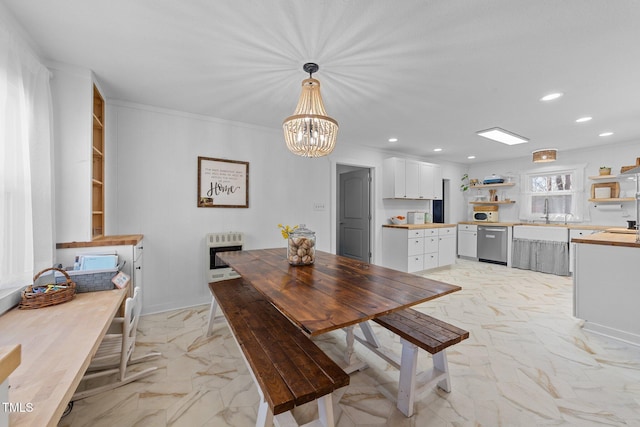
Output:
[{"xmin": 407, "ymin": 211, "xmax": 425, "ymax": 224}]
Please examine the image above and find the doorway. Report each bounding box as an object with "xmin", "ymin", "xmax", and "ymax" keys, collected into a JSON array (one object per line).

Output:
[{"xmin": 337, "ymin": 165, "xmax": 371, "ymax": 263}]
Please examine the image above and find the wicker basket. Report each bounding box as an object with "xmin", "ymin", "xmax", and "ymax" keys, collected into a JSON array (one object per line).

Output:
[{"xmin": 19, "ymin": 267, "xmax": 77, "ymax": 309}]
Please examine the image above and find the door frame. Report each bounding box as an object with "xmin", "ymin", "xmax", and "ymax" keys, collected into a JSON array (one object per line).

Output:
[{"xmin": 331, "ymin": 161, "xmax": 375, "ymax": 262}]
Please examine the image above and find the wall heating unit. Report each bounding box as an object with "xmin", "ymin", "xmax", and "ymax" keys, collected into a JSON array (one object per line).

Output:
[{"xmin": 205, "ymin": 232, "xmax": 243, "ymax": 283}]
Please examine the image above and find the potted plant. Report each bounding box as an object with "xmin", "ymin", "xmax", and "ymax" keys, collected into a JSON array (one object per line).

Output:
[
  {"xmin": 460, "ymin": 174, "xmax": 470, "ymax": 192},
  {"xmin": 599, "ymin": 166, "xmax": 612, "ymax": 176}
]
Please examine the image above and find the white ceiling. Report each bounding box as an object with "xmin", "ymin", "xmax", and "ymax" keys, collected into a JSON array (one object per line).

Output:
[{"xmin": 4, "ymin": 0, "xmax": 640, "ymax": 164}]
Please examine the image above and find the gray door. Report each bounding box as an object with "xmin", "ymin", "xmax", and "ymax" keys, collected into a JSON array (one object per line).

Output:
[{"xmin": 339, "ymin": 168, "xmax": 371, "ymax": 262}]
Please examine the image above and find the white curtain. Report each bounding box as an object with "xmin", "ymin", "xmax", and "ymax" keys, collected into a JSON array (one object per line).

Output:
[
  {"xmin": 511, "ymin": 239, "xmax": 570, "ymax": 276},
  {"xmin": 0, "ymin": 25, "xmax": 54, "ymax": 290}
]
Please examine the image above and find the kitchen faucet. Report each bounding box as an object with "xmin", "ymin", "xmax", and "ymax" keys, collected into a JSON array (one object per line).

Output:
[{"xmin": 542, "ymin": 198, "xmax": 550, "ymax": 224}]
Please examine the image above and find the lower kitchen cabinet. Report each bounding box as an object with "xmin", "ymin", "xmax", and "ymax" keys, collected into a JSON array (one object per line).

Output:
[
  {"xmin": 457, "ymin": 224, "xmax": 478, "ymax": 258},
  {"xmin": 438, "ymin": 228, "xmax": 457, "ymax": 266},
  {"xmin": 382, "ymin": 226, "xmax": 456, "ymax": 273}
]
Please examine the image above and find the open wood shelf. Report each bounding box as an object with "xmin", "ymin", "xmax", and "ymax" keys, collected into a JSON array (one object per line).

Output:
[
  {"xmin": 470, "ymin": 182, "xmax": 515, "ymax": 189},
  {"xmin": 588, "ymin": 197, "xmax": 635, "ymax": 203},
  {"xmin": 469, "ymin": 200, "xmax": 516, "ymax": 205}
]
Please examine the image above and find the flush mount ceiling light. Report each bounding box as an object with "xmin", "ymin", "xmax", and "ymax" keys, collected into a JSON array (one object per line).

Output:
[
  {"xmin": 540, "ymin": 92, "xmax": 564, "ymax": 101},
  {"xmin": 476, "ymin": 127, "xmax": 529, "ymax": 145},
  {"xmin": 576, "ymin": 116, "xmax": 592, "ymax": 123},
  {"xmin": 599, "ymin": 131, "xmax": 614, "ymax": 137},
  {"xmin": 532, "ymin": 148, "xmax": 557, "ymax": 163},
  {"xmin": 283, "ymin": 63, "xmax": 338, "ymax": 158}
]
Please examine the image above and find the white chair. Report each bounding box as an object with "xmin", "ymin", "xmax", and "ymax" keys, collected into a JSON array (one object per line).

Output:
[{"xmin": 72, "ymin": 287, "xmax": 161, "ymax": 401}]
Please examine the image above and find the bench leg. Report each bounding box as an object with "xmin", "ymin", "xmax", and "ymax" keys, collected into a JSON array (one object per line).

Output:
[
  {"xmin": 256, "ymin": 399, "xmax": 273, "ymax": 427},
  {"xmin": 433, "ymin": 350, "xmax": 451, "ymax": 392},
  {"xmin": 317, "ymin": 393, "xmax": 334, "ymax": 427},
  {"xmin": 397, "ymin": 338, "xmax": 419, "ymax": 417},
  {"xmin": 206, "ymin": 297, "xmax": 219, "ymax": 336}
]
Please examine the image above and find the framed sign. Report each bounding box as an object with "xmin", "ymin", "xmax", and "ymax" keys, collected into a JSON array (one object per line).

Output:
[{"xmin": 197, "ymin": 156, "xmax": 249, "ymax": 208}]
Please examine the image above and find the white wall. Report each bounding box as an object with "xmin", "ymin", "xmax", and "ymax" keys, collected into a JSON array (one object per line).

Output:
[
  {"xmin": 106, "ymin": 100, "xmax": 467, "ymax": 313},
  {"xmin": 49, "ymin": 63, "xmax": 94, "ymax": 243},
  {"xmin": 466, "ymin": 141, "xmax": 640, "ymax": 226}
]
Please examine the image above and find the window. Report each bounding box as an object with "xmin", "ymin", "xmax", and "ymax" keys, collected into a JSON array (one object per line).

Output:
[
  {"xmin": 520, "ymin": 166, "xmax": 587, "ymax": 222},
  {"xmin": 0, "ymin": 25, "xmax": 54, "ymax": 290}
]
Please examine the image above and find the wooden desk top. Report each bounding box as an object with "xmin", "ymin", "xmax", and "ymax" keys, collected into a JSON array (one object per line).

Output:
[
  {"xmin": 217, "ymin": 248, "xmax": 461, "ymax": 336},
  {"xmin": 0, "ymin": 288, "xmax": 127, "ymax": 427},
  {"xmin": 56, "ymin": 234, "xmax": 143, "ymax": 249}
]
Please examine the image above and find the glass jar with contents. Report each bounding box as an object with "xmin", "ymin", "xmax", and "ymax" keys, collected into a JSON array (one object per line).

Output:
[{"xmin": 287, "ymin": 224, "xmax": 316, "ymax": 265}]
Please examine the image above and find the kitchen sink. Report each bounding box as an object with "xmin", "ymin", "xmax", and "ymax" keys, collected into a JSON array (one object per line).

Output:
[{"xmin": 513, "ymin": 225, "xmax": 568, "ymax": 242}]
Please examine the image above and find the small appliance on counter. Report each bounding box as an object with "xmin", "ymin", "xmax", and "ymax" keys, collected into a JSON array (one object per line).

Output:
[
  {"xmin": 473, "ymin": 205, "xmax": 499, "ymax": 222},
  {"xmin": 407, "ymin": 211, "xmax": 426, "ymax": 224}
]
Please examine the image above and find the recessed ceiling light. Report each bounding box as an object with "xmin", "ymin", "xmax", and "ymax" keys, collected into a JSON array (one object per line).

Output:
[
  {"xmin": 599, "ymin": 132, "xmax": 614, "ymax": 137},
  {"xmin": 467, "ymin": 155, "xmax": 476, "ymax": 159},
  {"xmin": 433, "ymin": 148, "xmax": 442, "ymax": 152},
  {"xmin": 476, "ymin": 127, "xmax": 529, "ymax": 145},
  {"xmin": 540, "ymin": 92, "xmax": 563, "ymax": 101},
  {"xmin": 388, "ymin": 138, "xmax": 398, "ymax": 142},
  {"xmin": 576, "ymin": 116, "xmax": 592, "ymax": 123}
]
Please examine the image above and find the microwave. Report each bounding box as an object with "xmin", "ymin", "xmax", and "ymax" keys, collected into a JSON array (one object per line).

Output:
[{"xmin": 473, "ymin": 211, "xmax": 499, "ymax": 222}]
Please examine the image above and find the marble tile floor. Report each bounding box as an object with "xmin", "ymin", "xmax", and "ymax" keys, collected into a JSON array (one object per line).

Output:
[{"xmin": 59, "ymin": 259, "xmax": 640, "ymax": 426}]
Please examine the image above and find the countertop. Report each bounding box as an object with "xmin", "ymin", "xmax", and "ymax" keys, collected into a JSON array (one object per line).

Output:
[
  {"xmin": 572, "ymin": 230, "xmax": 640, "ymax": 248},
  {"xmin": 458, "ymin": 222, "xmax": 613, "ymax": 230},
  {"xmin": 383, "ymin": 223, "xmax": 457, "ymax": 229},
  {"xmin": 0, "ymin": 344, "xmax": 20, "ymax": 384},
  {"xmin": 56, "ymin": 234, "xmax": 143, "ymax": 249},
  {"xmin": 0, "ymin": 288, "xmax": 127, "ymax": 427},
  {"xmin": 458, "ymin": 221, "xmax": 518, "ymax": 227}
]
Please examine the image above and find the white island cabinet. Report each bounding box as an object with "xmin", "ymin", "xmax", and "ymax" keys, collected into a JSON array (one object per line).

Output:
[
  {"xmin": 382, "ymin": 225, "xmax": 456, "ymax": 273},
  {"xmin": 573, "ymin": 231, "xmax": 640, "ymax": 345}
]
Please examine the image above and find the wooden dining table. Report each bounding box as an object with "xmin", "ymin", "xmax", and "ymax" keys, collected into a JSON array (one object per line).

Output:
[{"xmin": 216, "ymin": 248, "xmax": 461, "ymax": 371}]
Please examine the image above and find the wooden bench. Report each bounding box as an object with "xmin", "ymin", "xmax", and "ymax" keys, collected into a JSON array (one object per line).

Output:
[
  {"xmin": 356, "ymin": 309, "xmax": 468, "ymax": 417},
  {"xmin": 208, "ymin": 279, "xmax": 350, "ymax": 427}
]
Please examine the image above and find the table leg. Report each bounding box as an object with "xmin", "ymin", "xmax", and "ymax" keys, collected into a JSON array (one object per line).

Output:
[{"xmin": 339, "ymin": 326, "xmax": 368, "ymax": 373}]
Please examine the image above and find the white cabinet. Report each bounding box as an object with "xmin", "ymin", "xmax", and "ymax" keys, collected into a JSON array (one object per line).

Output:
[
  {"xmin": 569, "ymin": 229, "xmax": 598, "ymax": 274},
  {"xmin": 423, "ymin": 229, "xmax": 439, "ymax": 270},
  {"xmin": 457, "ymin": 224, "xmax": 478, "ymax": 258},
  {"xmin": 438, "ymin": 227, "xmax": 456, "ymax": 267},
  {"xmin": 382, "ymin": 226, "xmax": 456, "ymax": 273},
  {"xmin": 420, "ymin": 163, "xmax": 443, "ymax": 200},
  {"xmin": 383, "ymin": 157, "xmax": 442, "ymax": 200},
  {"xmin": 56, "ymin": 238, "xmax": 144, "ymax": 295}
]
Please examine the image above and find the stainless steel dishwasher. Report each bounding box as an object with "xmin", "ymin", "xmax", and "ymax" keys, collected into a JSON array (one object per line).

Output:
[{"xmin": 477, "ymin": 225, "xmax": 508, "ymax": 265}]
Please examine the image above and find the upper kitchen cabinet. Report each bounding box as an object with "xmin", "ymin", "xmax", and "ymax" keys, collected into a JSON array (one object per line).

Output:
[
  {"xmin": 383, "ymin": 157, "xmax": 442, "ymax": 200},
  {"xmin": 50, "ymin": 64, "xmax": 107, "ymax": 242}
]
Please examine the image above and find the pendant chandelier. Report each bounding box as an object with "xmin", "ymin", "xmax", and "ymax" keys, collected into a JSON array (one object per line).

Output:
[{"xmin": 283, "ymin": 63, "xmax": 338, "ymax": 158}]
